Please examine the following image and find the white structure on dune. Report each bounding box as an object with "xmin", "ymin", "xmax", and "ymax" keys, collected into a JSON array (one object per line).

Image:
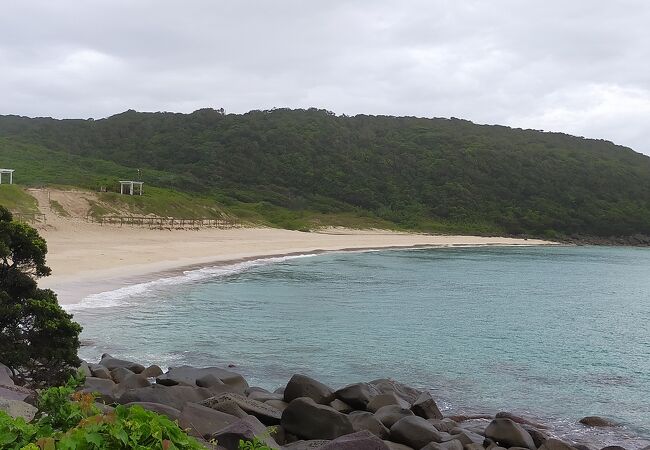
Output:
[
  {"xmin": 0, "ymin": 169, "xmax": 14, "ymax": 184},
  {"xmin": 119, "ymin": 180, "xmax": 144, "ymax": 195}
]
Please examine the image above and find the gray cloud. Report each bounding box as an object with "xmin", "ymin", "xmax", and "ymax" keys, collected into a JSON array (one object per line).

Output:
[{"xmin": 1, "ymin": 0, "xmax": 649, "ymax": 154}]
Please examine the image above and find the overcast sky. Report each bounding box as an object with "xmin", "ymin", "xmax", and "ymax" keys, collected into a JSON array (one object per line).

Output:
[{"xmin": 1, "ymin": 1, "xmax": 649, "ymax": 154}]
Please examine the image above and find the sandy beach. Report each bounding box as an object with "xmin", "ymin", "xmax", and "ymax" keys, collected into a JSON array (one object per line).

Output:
[{"xmin": 36, "ymin": 217, "xmax": 554, "ymax": 305}]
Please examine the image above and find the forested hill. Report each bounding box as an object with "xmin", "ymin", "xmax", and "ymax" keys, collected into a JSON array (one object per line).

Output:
[{"xmin": 1, "ymin": 108, "xmax": 650, "ymax": 239}]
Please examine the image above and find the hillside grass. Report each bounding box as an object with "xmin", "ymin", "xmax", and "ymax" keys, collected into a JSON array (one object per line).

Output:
[{"xmin": 0, "ymin": 184, "xmax": 39, "ymax": 214}]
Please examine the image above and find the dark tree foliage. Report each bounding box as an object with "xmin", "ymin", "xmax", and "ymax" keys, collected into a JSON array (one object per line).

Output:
[
  {"xmin": 2, "ymin": 108, "xmax": 650, "ymax": 238},
  {"xmin": 0, "ymin": 206, "xmax": 81, "ymax": 386}
]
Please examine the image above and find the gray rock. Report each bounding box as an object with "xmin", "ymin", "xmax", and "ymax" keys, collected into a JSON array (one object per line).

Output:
[
  {"xmin": 281, "ymin": 397, "xmax": 354, "ymax": 440},
  {"xmin": 522, "ymin": 425, "xmax": 549, "ymax": 448},
  {"xmin": 0, "ymin": 367, "xmax": 14, "ymax": 386},
  {"xmin": 375, "ymin": 404, "xmax": 415, "ymax": 428},
  {"xmin": 428, "ymin": 419, "xmax": 458, "ymax": 433},
  {"xmin": 0, "ymin": 384, "xmax": 32, "ymax": 402},
  {"xmin": 450, "ymin": 431, "xmax": 484, "ymax": 446},
  {"xmin": 370, "ymin": 379, "xmax": 423, "ymax": 404},
  {"xmin": 113, "ymin": 373, "xmax": 152, "ymax": 397},
  {"xmin": 411, "ymin": 391, "xmax": 443, "ymax": 420},
  {"xmin": 246, "ymin": 386, "xmax": 270, "ymax": 395},
  {"xmin": 282, "ymin": 440, "xmax": 330, "ymax": 449},
  {"xmin": 319, "ymin": 430, "xmax": 391, "ymax": 450},
  {"xmin": 99, "ymin": 354, "xmax": 145, "ymax": 373},
  {"xmin": 484, "ymin": 418, "xmax": 536, "ymax": 450},
  {"xmin": 349, "ymin": 411, "xmax": 391, "ymax": 439},
  {"xmin": 465, "ymin": 445, "xmax": 486, "ymax": 450},
  {"xmin": 157, "ymin": 365, "xmax": 248, "ymax": 392},
  {"xmin": 118, "ymin": 384, "xmax": 213, "ymax": 410},
  {"xmin": 383, "ymin": 441, "xmax": 415, "ymax": 450},
  {"xmin": 208, "ymin": 399, "xmax": 249, "ymax": 418},
  {"xmin": 368, "ymin": 392, "xmax": 411, "ymax": 413},
  {"xmin": 0, "ymin": 399, "xmax": 37, "ymax": 421},
  {"xmin": 110, "ymin": 367, "xmax": 135, "ymax": 383},
  {"xmin": 141, "ymin": 365, "xmax": 163, "ymax": 378},
  {"xmin": 539, "ymin": 438, "xmax": 578, "ymax": 450},
  {"xmin": 284, "ymin": 374, "xmax": 335, "ymax": 405},
  {"xmin": 81, "ymin": 377, "xmax": 117, "ymax": 403},
  {"xmin": 201, "ymin": 392, "xmax": 282, "ymax": 424},
  {"xmin": 249, "ymin": 391, "xmax": 284, "ymax": 403},
  {"xmin": 335, "ymin": 382, "xmax": 381, "ymax": 410},
  {"xmin": 390, "ymin": 416, "xmax": 444, "ymax": 449},
  {"xmin": 495, "ymin": 412, "xmax": 548, "ymax": 429},
  {"xmin": 421, "ymin": 440, "xmax": 464, "ymax": 450},
  {"xmin": 579, "ymin": 416, "xmax": 618, "ymax": 427},
  {"xmin": 178, "ymin": 402, "xmax": 239, "ymax": 439},
  {"xmin": 211, "ymin": 415, "xmax": 280, "ymax": 450},
  {"xmin": 78, "ymin": 361, "xmax": 92, "ymax": 378},
  {"xmin": 599, "ymin": 447, "xmax": 627, "ymax": 450},
  {"xmin": 91, "ymin": 366, "xmax": 112, "ymax": 380},
  {"xmin": 329, "ymin": 398, "xmax": 353, "ymax": 413},
  {"xmin": 124, "ymin": 402, "xmax": 181, "ymax": 421},
  {"xmin": 266, "ymin": 399, "xmax": 290, "ymax": 413}
]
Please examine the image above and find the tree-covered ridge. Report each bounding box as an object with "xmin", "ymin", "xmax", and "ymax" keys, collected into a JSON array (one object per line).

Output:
[{"xmin": 1, "ymin": 108, "xmax": 650, "ymax": 238}]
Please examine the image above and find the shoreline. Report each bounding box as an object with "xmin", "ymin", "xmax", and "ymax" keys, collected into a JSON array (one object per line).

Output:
[{"xmin": 37, "ymin": 221, "xmax": 556, "ymax": 305}]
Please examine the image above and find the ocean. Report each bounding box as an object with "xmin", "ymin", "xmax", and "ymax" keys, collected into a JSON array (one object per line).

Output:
[{"xmin": 68, "ymin": 245, "xmax": 650, "ymax": 448}]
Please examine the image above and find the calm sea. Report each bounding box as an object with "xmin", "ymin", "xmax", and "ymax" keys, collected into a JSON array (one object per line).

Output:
[{"xmin": 68, "ymin": 246, "xmax": 650, "ymax": 448}]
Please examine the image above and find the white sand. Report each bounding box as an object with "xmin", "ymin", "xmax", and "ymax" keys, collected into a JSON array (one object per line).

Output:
[{"xmin": 37, "ymin": 219, "xmax": 555, "ymax": 305}]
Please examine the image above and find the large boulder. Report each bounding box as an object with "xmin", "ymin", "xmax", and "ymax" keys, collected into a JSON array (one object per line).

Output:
[
  {"xmin": 329, "ymin": 399, "xmax": 353, "ymax": 413},
  {"xmin": 141, "ymin": 365, "xmax": 163, "ymax": 378},
  {"xmin": 178, "ymin": 402, "xmax": 239, "ymax": 439},
  {"xmin": 390, "ymin": 416, "xmax": 444, "ymax": 449},
  {"xmin": 249, "ymin": 391, "xmax": 284, "ymax": 403},
  {"xmin": 484, "ymin": 418, "xmax": 536, "ymax": 450},
  {"xmin": 113, "ymin": 373, "xmax": 152, "ymax": 398},
  {"xmin": 370, "ymin": 379, "xmax": 422, "ymax": 404},
  {"xmin": 522, "ymin": 425, "xmax": 549, "ymax": 448},
  {"xmin": 91, "ymin": 366, "xmax": 112, "ymax": 380},
  {"xmin": 375, "ymin": 405, "xmax": 415, "ymax": 428},
  {"xmin": 211, "ymin": 415, "xmax": 280, "ymax": 450},
  {"xmin": 284, "ymin": 374, "xmax": 335, "ymax": 404},
  {"xmin": 411, "ymin": 392, "xmax": 443, "ymax": 420},
  {"xmin": 266, "ymin": 399, "xmax": 289, "ymax": 413},
  {"xmin": 319, "ymin": 431, "xmax": 391, "ymax": 450},
  {"xmin": 538, "ymin": 438, "xmax": 578, "ymax": 450},
  {"xmin": 157, "ymin": 365, "xmax": 248, "ymax": 392},
  {"xmin": 0, "ymin": 363, "xmax": 14, "ymax": 386},
  {"xmin": 118, "ymin": 384, "xmax": 213, "ymax": 410},
  {"xmin": 208, "ymin": 399, "xmax": 249, "ymax": 418},
  {"xmin": 110, "ymin": 367, "xmax": 135, "ymax": 383},
  {"xmin": 449, "ymin": 430, "xmax": 484, "ymax": 446},
  {"xmin": 422, "ymin": 440, "xmax": 464, "ymax": 450},
  {"xmin": 428, "ymin": 419, "xmax": 458, "ymax": 433},
  {"xmin": 496, "ymin": 412, "xmax": 548, "ymax": 429},
  {"xmin": 282, "ymin": 440, "xmax": 331, "ymax": 449},
  {"xmin": 368, "ymin": 393, "xmax": 411, "ymax": 413},
  {"xmin": 579, "ymin": 416, "xmax": 618, "ymax": 427},
  {"xmin": 78, "ymin": 361, "xmax": 92, "ymax": 378},
  {"xmin": 335, "ymin": 382, "xmax": 381, "ymax": 410},
  {"xmin": 99, "ymin": 354, "xmax": 145, "ymax": 373},
  {"xmin": 124, "ymin": 402, "xmax": 181, "ymax": 421},
  {"xmin": 201, "ymin": 392, "xmax": 282, "ymax": 424},
  {"xmin": 384, "ymin": 441, "xmax": 415, "ymax": 450},
  {"xmin": 0, "ymin": 384, "xmax": 32, "ymax": 402},
  {"xmin": 0, "ymin": 399, "xmax": 37, "ymax": 421},
  {"xmin": 281, "ymin": 397, "xmax": 354, "ymax": 440},
  {"xmin": 81, "ymin": 377, "xmax": 117, "ymax": 403},
  {"xmin": 349, "ymin": 411, "xmax": 391, "ymax": 439}
]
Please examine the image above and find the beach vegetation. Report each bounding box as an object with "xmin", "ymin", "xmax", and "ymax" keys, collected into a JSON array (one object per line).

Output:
[{"xmin": 0, "ymin": 206, "xmax": 81, "ymax": 386}]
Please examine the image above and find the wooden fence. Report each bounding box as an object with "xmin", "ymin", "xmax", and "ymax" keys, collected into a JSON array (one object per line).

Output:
[
  {"xmin": 86, "ymin": 215, "xmax": 242, "ymax": 229},
  {"xmin": 13, "ymin": 213, "xmax": 47, "ymax": 224}
]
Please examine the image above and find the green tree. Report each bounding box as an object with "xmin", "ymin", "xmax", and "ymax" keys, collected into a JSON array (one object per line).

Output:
[{"xmin": 0, "ymin": 206, "xmax": 81, "ymax": 386}]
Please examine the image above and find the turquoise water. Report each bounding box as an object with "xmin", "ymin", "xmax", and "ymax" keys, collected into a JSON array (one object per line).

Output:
[{"xmin": 69, "ymin": 246, "xmax": 650, "ymax": 447}]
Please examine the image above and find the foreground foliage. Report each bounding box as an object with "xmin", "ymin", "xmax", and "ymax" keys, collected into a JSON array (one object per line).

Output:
[
  {"xmin": 0, "ymin": 376, "xmax": 272, "ymax": 449},
  {"xmin": 0, "ymin": 206, "xmax": 81, "ymax": 386}
]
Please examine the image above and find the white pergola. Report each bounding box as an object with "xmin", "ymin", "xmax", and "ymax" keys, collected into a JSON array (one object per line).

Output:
[
  {"xmin": 119, "ymin": 180, "xmax": 144, "ymax": 195},
  {"xmin": 0, "ymin": 169, "xmax": 14, "ymax": 184}
]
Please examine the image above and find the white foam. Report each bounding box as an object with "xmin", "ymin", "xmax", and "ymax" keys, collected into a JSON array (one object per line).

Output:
[{"xmin": 65, "ymin": 253, "xmax": 319, "ymax": 311}]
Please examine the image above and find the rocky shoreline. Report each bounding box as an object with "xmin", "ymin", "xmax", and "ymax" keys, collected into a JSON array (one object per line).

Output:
[{"xmin": 2, "ymin": 354, "xmax": 648, "ymax": 450}]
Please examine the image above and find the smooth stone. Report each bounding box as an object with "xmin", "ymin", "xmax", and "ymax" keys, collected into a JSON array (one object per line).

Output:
[
  {"xmin": 484, "ymin": 418, "xmax": 536, "ymax": 450},
  {"xmin": 157, "ymin": 365, "xmax": 248, "ymax": 392},
  {"xmin": 0, "ymin": 399, "xmax": 37, "ymax": 421},
  {"xmin": 81, "ymin": 377, "xmax": 117, "ymax": 403},
  {"xmin": 421, "ymin": 440, "xmax": 464, "ymax": 450},
  {"xmin": 411, "ymin": 391, "xmax": 443, "ymax": 420},
  {"xmin": 451, "ymin": 431, "xmax": 485, "ymax": 445},
  {"xmin": 124, "ymin": 402, "xmax": 181, "ymax": 421},
  {"xmin": 319, "ymin": 430, "xmax": 390, "ymax": 450},
  {"xmin": 249, "ymin": 391, "xmax": 284, "ymax": 403},
  {"xmin": 110, "ymin": 367, "xmax": 135, "ymax": 383},
  {"xmin": 113, "ymin": 373, "xmax": 152, "ymax": 397},
  {"xmin": 281, "ymin": 397, "xmax": 354, "ymax": 440},
  {"xmin": 375, "ymin": 404, "xmax": 416, "ymax": 428},
  {"xmin": 284, "ymin": 374, "xmax": 335, "ymax": 405},
  {"xmin": 99, "ymin": 354, "xmax": 145, "ymax": 373},
  {"xmin": 383, "ymin": 441, "xmax": 415, "ymax": 450},
  {"xmin": 282, "ymin": 440, "xmax": 330, "ymax": 449},
  {"xmin": 201, "ymin": 392, "xmax": 282, "ymax": 424},
  {"xmin": 368, "ymin": 393, "xmax": 411, "ymax": 413},
  {"xmin": 78, "ymin": 361, "xmax": 92, "ymax": 378},
  {"xmin": 429, "ymin": 419, "xmax": 458, "ymax": 433},
  {"xmin": 349, "ymin": 411, "xmax": 391, "ymax": 439},
  {"xmin": 246, "ymin": 386, "xmax": 270, "ymax": 395},
  {"xmin": 329, "ymin": 398, "xmax": 353, "ymax": 413},
  {"xmin": 178, "ymin": 402, "xmax": 239, "ymax": 439},
  {"xmin": 579, "ymin": 416, "xmax": 619, "ymax": 427},
  {"xmin": 335, "ymin": 382, "xmax": 381, "ymax": 410},
  {"xmin": 370, "ymin": 379, "xmax": 423, "ymax": 404},
  {"xmin": 266, "ymin": 399, "xmax": 290, "ymax": 413},
  {"xmin": 211, "ymin": 415, "xmax": 280, "ymax": 450},
  {"xmin": 390, "ymin": 416, "xmax": 444, "ymax": 449},
  {"xmin": 496, "ymin": 412, "xmax": 548, "ymax": 429},
  {"xmin": 522, "ymin": 425, "xmax": 549, "ymax": 448},
  {"xmin": 539, "ymin": 438, "xmax": 578, "ymax": 450},
  {"xmin": 118, "ymin": 384, "xmax": 213, "ymax": 410},
  {"xmin": 141, "ymin": 365, "xmax": 163, "ymax": 378},
  {"xmin": 91, "ymin": 366, "xmax": 112, "ymax": 380},
  {"xmin": 0, "ymin": 384, "xmax": 31, "ymax": 402}
]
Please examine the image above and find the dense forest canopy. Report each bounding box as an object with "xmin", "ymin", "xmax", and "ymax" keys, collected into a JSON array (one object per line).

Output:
[{"xmin": 1, "ymin": 108, "xmax": 650, "ymax": 238}]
